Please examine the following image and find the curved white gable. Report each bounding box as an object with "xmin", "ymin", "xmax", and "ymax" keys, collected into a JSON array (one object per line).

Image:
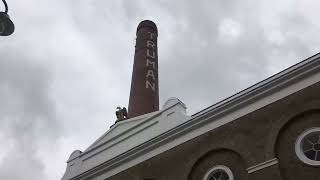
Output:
[{"xmin": 62, "ymin": 98, "xmax": 189, "ymax": 180}]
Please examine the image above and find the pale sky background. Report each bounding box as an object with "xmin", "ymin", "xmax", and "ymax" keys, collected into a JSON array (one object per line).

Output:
[{"xmin": 1, "ymin": 0, "xmax": 320, "ymax": 179}]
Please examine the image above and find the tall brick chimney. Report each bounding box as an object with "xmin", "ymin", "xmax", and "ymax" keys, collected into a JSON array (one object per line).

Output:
[{"xmin": 128, "ymin": 20, "xmax": 159, "ymax": 118}]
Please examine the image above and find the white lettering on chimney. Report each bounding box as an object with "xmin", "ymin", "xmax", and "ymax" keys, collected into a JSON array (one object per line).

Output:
[
  {"xmin": 147, "ymin": 40, "xmax": 155, "ymax": 49},
  {"xmin": 147, "ymin": 49, "xmax": 155, "ymax": 59},
  {"xmin": 145, "ymin": 32, "xmax": 156, "ymax": 92},
  {"xmin": 146, "ymin": 59, "xmax": 155, "ymax": 69},
  {"xmin": 146, "ymin": 70, "xmax": 155, "ymax": 80},
  {"xmin": 147, "ymin": 32, "xmax": 156, "ymax": 39},
  {"xmin": 146, "ymin": 81, "xmax": 155, "ymax": 91}
]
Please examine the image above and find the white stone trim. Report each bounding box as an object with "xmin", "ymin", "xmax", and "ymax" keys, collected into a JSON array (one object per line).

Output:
[
  {"xmin": 203, "ymin": 165, "xmax": 234, "ymax": 180},
  {"xmin": 295, "ymin": 127, "xmax": 320, "ymax": 166},
  {"xmin": 246, "ymin": 158, "xmax": 279, "ymax": 173},
  {"xmin": 82, "ymin": 121, "xmax": 159, "ymax": 162}
]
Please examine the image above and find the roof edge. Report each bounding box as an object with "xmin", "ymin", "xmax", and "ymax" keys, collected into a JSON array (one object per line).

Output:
[{"xmin": 69, "ymin": 52, "xmax": 320, "ymax": 180}]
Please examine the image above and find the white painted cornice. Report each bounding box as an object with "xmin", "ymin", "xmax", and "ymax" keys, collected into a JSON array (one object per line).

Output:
[{"xmin": 62, "ymin": 98, "xmax": 189, "ymax": 180}]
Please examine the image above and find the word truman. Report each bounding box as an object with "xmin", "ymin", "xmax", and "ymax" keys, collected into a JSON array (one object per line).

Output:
[{"xmin": 145, "ymin": 32, "xmax": 157, "ymax": 92}]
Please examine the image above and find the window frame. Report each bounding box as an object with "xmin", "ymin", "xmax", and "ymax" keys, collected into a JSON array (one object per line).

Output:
[
  {"xmin": 202, "ymin": 165, "xmax": 234, "ymax": 180},
  {"xmin": 295, "ymin": 127, "xmax": 320, "ymax": 166}
]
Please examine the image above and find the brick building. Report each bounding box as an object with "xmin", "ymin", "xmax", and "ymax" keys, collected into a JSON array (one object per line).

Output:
[{"xmin": 62, "ymin": 20, "xmax": 320, "ymax": 180}]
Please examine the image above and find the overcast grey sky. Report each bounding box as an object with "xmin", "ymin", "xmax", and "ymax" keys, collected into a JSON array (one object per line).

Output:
[{"xmin": 1, "ymin": 0, "xmax": 320, "ymax": 179}]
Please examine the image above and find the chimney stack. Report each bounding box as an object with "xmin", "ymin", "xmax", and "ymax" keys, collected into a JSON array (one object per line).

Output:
[{"xmin": 128, "ymin": 20, "xmax": 159, "ymax": 118}]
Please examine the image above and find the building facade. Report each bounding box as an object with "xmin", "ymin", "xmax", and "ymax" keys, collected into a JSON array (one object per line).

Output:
[{"xmin": 62, "ymin": 21, "xmax": 320, "ymax": 180}]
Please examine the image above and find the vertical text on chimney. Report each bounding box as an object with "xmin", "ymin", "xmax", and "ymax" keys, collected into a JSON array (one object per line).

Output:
[{"xmin": 145, "ymin": 32, "xmax": 156, "ymax": 92}]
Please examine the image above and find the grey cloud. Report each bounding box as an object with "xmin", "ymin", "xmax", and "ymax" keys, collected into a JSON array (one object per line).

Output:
[
  {"xmin": 0, "ymin": 0, "xmax": 319, "ymax": 180},
  {"xmin": 0, "ymin": 145, "xmax": 46, "ymax": 180},
  {"xmin": 0, "ymin": 51, "xmax": 59, "ymax": 179}
]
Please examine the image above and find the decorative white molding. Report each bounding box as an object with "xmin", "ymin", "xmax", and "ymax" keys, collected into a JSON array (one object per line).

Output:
[
  {"xmin": 82, "ymin": 121, "xmax": 159, "ymax": 162},
  {"xmin": 83, "ymin": 111, "xmax": 159, "ymax": 155},
  {"xmin": 62, "ymin": 99, "xmax": 190, "ymax": 180},
  {"xmin": 247, "ymin": 158, "xmax": 279, "ymax": 173}
]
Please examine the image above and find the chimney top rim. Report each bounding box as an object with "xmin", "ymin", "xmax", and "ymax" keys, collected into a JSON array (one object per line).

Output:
[{"xmin": 137, "ymin": 20, "xmax": 158, "ymax": 35}]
